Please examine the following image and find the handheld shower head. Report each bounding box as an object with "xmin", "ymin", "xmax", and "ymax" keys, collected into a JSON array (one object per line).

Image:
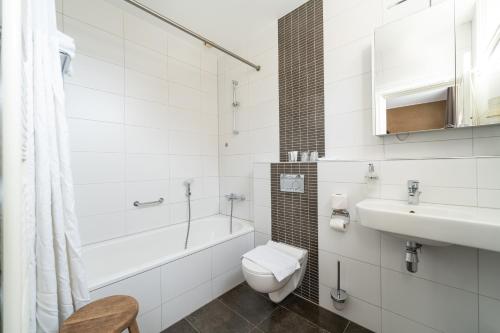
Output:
[{"xmin": 184, "ymin": 179, "xmax": 193, "ymax": 197}]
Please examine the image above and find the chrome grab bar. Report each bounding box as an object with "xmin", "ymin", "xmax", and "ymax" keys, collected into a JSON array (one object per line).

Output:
[{"xmin": 133, "ymin": 197, "xmax": 164, "ymax": 207}]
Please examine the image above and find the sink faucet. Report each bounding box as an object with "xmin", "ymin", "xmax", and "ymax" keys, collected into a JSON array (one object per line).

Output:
[{"xmin": 407, "ymin": 180, "xmax": 421, "ymax": 205}]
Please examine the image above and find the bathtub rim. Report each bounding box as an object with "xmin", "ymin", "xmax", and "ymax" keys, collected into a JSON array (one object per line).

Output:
[{"xmin": 83, "ymin": 215, "xmax": 254, "ymax": 291}]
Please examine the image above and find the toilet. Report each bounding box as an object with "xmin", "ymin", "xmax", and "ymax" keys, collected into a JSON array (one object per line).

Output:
[{"xmin": 242, "ymin": 241, "xmax": 308, "ymax": 303}]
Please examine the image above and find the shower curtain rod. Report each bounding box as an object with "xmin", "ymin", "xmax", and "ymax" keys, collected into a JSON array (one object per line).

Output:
[{"xmin": 122, "ymin": 0, "xmax": 261, "ymax": 71}]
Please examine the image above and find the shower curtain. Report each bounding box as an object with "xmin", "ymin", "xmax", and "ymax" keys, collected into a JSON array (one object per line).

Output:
[{"xmin": 21, "ymin": 0, "xmax": 90, "ymax": 331}]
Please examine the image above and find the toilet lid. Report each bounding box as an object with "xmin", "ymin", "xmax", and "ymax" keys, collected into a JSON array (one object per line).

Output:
[{"xmin": 242, "ymin": 258, "xmax": 273, "ymax": 276}]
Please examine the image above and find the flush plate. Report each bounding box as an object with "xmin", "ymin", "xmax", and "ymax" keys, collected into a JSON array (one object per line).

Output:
[{"xmin": 280, "ymin": 174, "xmax": 304, "ymax": 193}]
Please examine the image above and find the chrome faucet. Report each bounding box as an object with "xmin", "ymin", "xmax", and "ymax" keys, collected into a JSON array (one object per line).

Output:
[
  {"xmin": 225, "ymin": 193, "xmax": 245, "ymax": 234},
  {"xmin": 407, "ymin": 180, "xmax": 421, "ymax": 205}
]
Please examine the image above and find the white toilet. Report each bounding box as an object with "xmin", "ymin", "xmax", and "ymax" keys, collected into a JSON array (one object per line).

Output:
[{"xmin": 242, "ymin": 241, "xmax": 308, "ymax": 303}]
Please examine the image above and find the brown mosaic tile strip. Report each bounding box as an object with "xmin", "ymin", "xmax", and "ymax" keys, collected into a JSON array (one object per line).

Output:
[
  {"xmin": 270, "ymin": 163, "xmax": 318, "ymax": 304},
  {"xmin": 278, "ymin": 0, "xmax": 325, "ymax": 162}
]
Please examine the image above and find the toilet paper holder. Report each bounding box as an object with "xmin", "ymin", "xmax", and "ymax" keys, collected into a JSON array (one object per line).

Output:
[{"xmin": 331, "ymin": 209, "xmax": 350, "ymax": 223}]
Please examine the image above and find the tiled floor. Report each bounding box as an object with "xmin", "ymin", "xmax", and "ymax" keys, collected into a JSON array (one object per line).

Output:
[{"xmin": 162, "ymin": 283, "xmax": 373, "ymax": 333}]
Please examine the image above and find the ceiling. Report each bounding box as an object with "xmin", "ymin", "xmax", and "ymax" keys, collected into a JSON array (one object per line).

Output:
[{"xmin": 126, "ymin": 0, "xmax": 308, "ymax": 52}]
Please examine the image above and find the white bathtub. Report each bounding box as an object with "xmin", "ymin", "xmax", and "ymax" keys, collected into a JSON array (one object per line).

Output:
[{"xmin": 82, "ymin": 215, "xmax": 254, "ymax": 332}]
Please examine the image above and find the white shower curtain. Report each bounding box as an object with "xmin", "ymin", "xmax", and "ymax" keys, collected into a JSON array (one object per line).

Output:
[{"xmin": 21, "ymin": 0, "xmax": 90, "ymax": 332}]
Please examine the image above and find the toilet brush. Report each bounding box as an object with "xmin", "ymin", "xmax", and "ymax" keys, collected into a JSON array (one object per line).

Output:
[{"xmin": 330, "ymin": 260, "xmax": 348, "ymax": 310}]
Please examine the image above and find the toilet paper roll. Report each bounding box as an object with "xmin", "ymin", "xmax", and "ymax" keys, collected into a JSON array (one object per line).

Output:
[
  {"xmin": 331, "ymin": 193, "xmax": 348, "ymax": 210},
  {"xmin": 330, "ymin": 218, "xmax": 347, "ymax": 232}
]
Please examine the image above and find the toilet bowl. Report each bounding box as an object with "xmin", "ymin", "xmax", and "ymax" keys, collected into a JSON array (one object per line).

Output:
[{"xmin": 242, "ymin": 242, "xmax": 308, "ymax": 303}]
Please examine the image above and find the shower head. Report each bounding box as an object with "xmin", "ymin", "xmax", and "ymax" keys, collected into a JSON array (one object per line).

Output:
[{"xmin": 183, "ymin": 178, "xmax": 194, "ymax": 186}]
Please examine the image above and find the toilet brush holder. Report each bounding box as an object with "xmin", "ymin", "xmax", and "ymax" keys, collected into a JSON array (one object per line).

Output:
[{"xmin": 330, "ymin": 260, "xmax": 348, "ymax": 310}]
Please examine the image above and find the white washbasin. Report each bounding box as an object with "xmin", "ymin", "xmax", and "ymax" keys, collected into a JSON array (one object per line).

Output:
[{"xmin": 356, "ymin": 199, "xmax": 500, "ymax": 251}]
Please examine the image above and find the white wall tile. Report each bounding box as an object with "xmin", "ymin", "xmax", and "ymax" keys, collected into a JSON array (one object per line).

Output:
[
  {"xmin": 91, "ymin": 267, "xmax": 161, "ymax": 315},
  {"xmin": 479, "ymin": 250, "xmax": 500, "ymax": 300},
  {"xmin": 66, "ymin": 55, "xmax": 124, "ymax": 94},
  {"xmin": 74, "ymin": 182, "xmax": 125, "ymax": 216},
  {"xmin": 212, "ymin": 233, "xmax": 253, "ymax": 277},
  {"xmin": 170, "ymin": 156, "xmax": 203, "ymax": 179},
  {"xmin": 169, "ymin": 83, "xmax": 201, "ymax": 111},
  {"xmin": 168, "ymin": 58, "xmax": 201, "ymax": 90},
  {"xmin": 68, "ymin": 119, "xmax": 124, "ymax": 152},
  {"xmin": 479, "ymin": 296, "xmax": 500, "ymax": 333},
  {"xmin": 64, "ymin": 17, "xmax": 124, "ymax": 66},
  {"xmin": 125, "ymin": 126, "xmax": 169, "ymax": 154},
  {"xmin": 125, "ymin": 41, "xmax": 167, "ymax": 79},
  {"xmin": 253, "ymin": 205, "xmax": 271, "ymax": 235},
  {"xmin": 325, "ymin": 73, "xmax": 372, "ymax": 115},
  {"xmin": 478, "ymin": 189, "xmax": 500, "ymax": 209},
  {"xmin": 326, "ymin": 0, "xmax": 382, "ymax": 50},
  {"xmin": 79, "ymin": 212, "xmax": 125, "ymax": 245},
  {"xmin": 71, "ymin": 152, "xmax": 125, "ymax": 184},
  {"xmin": 478, "ymin": 158, "xmax": 500, "ymax": 189},
  {"xmin": 137, "ymin": 307, "xmax": 162, "ymax": 333},
  {"xmin": 125, "ymin": 69, "xmax": 168, "ymax": 104},
  {"xmin": 125, "ymin": 97, "xmax": 168, "ymax": 129},
  {"xmin": 125, "ymin": 204, "xmax": 171, "ymax": 233},
  {"xmin": 384, "ymin": 139, "xmax": 473, "ymax": 159},
  {"xmin": 66, "ymin": 84, "xmax": 124, "ymax": 123},
  {"xmin": 324, "ymin": 37, "xmax": 371, "ymax": 83},
  {"xmin": 161, "ymin": 249, "xmax": 212, "ymax": 301},
  {"xmin": 64, "ymin": 0, "xmax": 123, "ymax": 36},
  {"xmin": 169, "ymin": 131, "xmax": 201, "ymax": 156},
  {"xmin": 124, "ymin": 13, "xmax": 167, "ymax": 54},
  {"xmin": 126, "ymin": 154, "xmax": 169, "ymax": 181},
  {"xmin": 382, "ymin": 310, "xmax": 441, "ymax": 333},
  {"xmin": 381, "ymin": 268, "xmax": 478, "ymax": 333},
  {"xmin": 161, "ymin": 281, "xmax": 212, "ymax": 329},
  {"xmin": 212, "ymin": 266, "xmax": 245, "ymax": 298},
  {"xmin": 168, "ymin": 36, "xmax": 200, "ymax": 68}
]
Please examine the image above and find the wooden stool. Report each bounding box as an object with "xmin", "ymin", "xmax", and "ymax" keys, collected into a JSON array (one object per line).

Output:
[{"xmin": 60, "ymin": 295, "xmax": 140, "ymax": 333}]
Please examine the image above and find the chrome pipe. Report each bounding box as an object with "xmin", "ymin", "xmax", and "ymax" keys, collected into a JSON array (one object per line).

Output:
[
  {"xmin": 122, "ymin": 0, "xmax": 261, "ymax": 71},
  {"xmin": 184, "ymin": 180, "xmax": 193, "ymax": 249}
]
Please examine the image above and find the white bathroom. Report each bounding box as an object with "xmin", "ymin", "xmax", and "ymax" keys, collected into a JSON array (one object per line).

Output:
[{"xmin": 2, "ymin": 0, "xmax": 500, "ymax": 332}]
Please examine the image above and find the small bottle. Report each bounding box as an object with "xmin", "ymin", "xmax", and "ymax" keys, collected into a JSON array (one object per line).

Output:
[
  {"xmin": 366, "ymin": 163, "xmax": 378, "ymax": 181},
  {"xmin": 365, "ymin": 163, "xmax": 378, "ymax": 194}
]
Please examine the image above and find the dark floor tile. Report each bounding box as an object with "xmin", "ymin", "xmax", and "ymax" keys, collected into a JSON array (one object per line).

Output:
[
  {"xmin": 344, "ymin": 322, "xmax": 374, "ymax": 333},
  {"xmin": 186, "ymin": 299, "xmax": 254, "ymax": 333},
  {"xmin": 281, "ymin": 294, "xmax": 349, "ymax": 333},
  {"xmin": 258, "ymin": 307, "xmax": 323, "ymax": 333},
  {"xmin": 161, "ymin": 319, "xmax": 198, "ymax": 333},
  {"xmin": 219, "ymin": 283, "xmax": 279, "ymax": 325}
]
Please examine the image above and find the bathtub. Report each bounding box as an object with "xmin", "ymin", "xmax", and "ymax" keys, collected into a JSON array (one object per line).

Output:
[{"xmin": 82, "ymin": 215, "xmax": 254, "ymax": 332}]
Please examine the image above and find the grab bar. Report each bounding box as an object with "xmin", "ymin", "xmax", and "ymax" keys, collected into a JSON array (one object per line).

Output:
[{"xmin": 133, "ymin": 197, "xmax": 164, "ymax": 207}]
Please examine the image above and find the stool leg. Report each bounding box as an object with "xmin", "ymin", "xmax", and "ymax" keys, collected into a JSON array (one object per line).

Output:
[{"xmin": 128, "ymin": 320, "xmax": 140, "ymax": 333}]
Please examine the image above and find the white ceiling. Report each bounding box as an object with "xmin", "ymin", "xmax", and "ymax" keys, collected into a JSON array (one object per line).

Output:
[{"xmin": 128, "ymin": 0, "xmax": 308, "ymax": 52}]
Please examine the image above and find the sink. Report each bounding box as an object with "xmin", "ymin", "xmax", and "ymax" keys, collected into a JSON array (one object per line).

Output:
[{"xmin": 356, "ymin": 199, "xmax": 500, "ymax": 252}]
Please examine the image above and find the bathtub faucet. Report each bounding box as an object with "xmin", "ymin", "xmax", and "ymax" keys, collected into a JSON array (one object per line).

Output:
[{"xmin": 225, "ymin": 193, "xmax": 245, "ymax": 234}]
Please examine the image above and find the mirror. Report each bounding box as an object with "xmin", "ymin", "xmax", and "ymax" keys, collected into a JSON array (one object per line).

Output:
[{"xmin": 372, "ymin": 0, "xmax": 500, "ymax": 135}]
